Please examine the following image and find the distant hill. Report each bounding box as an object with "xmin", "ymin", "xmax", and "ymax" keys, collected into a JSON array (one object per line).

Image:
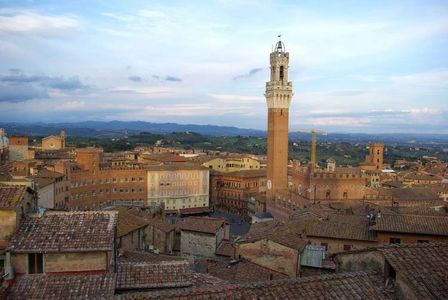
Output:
[
  {"xmin": 0, "ymin": 121, "xmax": 265, "ymax": 138},
  {"xmin": 0, "ymin": 121, "xmax": 447, "ymax": 144}
]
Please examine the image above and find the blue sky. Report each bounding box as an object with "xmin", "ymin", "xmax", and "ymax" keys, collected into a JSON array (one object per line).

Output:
[{"xmin": 0, "ymin": 0, "xmax": 447, "ymax": 133}]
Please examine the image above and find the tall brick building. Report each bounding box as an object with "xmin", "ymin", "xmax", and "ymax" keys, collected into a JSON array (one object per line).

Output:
[{"xmin": 265, "ymin": 36, "xmax": 292, "ymax": 200}]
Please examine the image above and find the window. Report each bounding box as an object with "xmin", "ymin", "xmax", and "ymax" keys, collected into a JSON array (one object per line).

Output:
[
  {"xmin": 343, "ymin": 245, "xmax": 352, "ymax": 251},
  {"xmin": 320, "ymin": 243, "xmax": 328, "ymax": 251},
  {"xmin": 28, "ymin": 253, "xmax": 43, "ymax": 274},
  {"xmin": 417, "ymin": 240, "xmax": 429, "ymax": 243},
  {"xmin": 389, "ymin": 237, "xmax": 401, "ymax": 244},
  {"xmin": 279, "ymin": 66, "xmax": 284, "ymax": 80}
]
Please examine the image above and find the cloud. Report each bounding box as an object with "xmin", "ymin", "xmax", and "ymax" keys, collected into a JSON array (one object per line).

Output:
[
  {"xmin": 233, "ymin": 68, "xmax": 263, "ymax": 80},
  {"xmin": 209, "ymin": 94, "xmax": 264, "ymax": 103},
  {"xmin": 0, "ymin": 83, "xmax": 48, "ymax": 102},
  {"xmin": 128, "ymin": 75, "xmax": 143, "ymax": 82},
  {"xmin": 0, "ymin": 70, "xmax": 89, "ymax": 102},
  {"xmin": 152, "ymin": 75, "xmax": 160, "ymax": 80},
  {"xmin": 0, "ymin": 9, "xmax": 81, "ymax": 37},
  {"xmin": 165, "ymin": 76, "xmax": 182, "ymax": 82}
]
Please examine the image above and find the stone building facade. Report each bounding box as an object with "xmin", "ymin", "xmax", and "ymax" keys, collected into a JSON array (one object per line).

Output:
[
  {"xmin": 210, "ymin": 169, "xmax": 266, "ymax": 221},
  {"xmin": 8, "ymin": 136, "xmax": 29, "ymax": 162},
  {"xmin": 69, "ymin": 148, "xmax": 209, "ymax": 213}
]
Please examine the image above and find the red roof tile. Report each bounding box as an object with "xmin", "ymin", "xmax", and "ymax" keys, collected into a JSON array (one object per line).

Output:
[
  {"xmin": 179, "ymin": 217, "xmax": 226, "ymax": 234},
  {"xmin": 115, "ymin": 272, "xmax": 391, "ymax": 299},
  {"xmin": 8, "ymin": 211, "xmax": 117, "ymax": 253},
  {"xmin": 116, "ymin": 261, "xmax": 192, "ymax": 290},
  {"xmin": 7, "ymin": 273, "xmax": 116, "ymax": 300},
  {"xmin": 371, "ymin": 214, "xmax": 448, "ymax": 236},
  {"xmin": 380, "ymin": 243, "xmax": 448, "ymax": 299},
  {"xmin": 0, "ymin": 185, "xmax": 27, "ymax": 209}
]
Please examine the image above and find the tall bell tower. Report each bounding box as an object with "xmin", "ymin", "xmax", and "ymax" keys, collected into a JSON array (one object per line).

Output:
[{"xmin": 265, "ymin": 36, "xmax": 293, "ymax": 199}]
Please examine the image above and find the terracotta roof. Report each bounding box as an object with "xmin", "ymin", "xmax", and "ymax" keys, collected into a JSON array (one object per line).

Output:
[
  {"xmin": 8, "ymin": 211, "xmax": 117, "ymax": 253},
  {"xmin": 371, "ymin": 214, "xmax": 448, "ymax": 236},
  {"xmin": 239, "ymin": 220, "xmax": 284, "ymax": 242},
  {"xmin": 148, "ymin": 218, "xmax": 176, "ymax": 232},
  {"xmin": 36, "ymin": 169, "xmax": 65, "ymax": 179},
  {"xmin": 115, "ymin": 208, "xmax": 149, "ymax": 237},
  {"xmin": 238, "ymin": 220, "xmax": 308, "ymax": 250},
  {"xmin": 215, "ymin": 169, "xmax": 266, "ymax": 178},
  {"xmin": 179, "ymin": 217, "xmax": 226, "ymax": 234},
  {"xmin": 391, "ymin": 187, "xmax": 442, "ymax": 201},
  {"xmin": 0, "ymin": 185, "xmax": 27, "ymax": 209},
  {"xmin": 115, "ymin": 272, "xmax": 390, "ymax": 299},
  {"xmin": 119, "ymin": 250, "xmax": 185, "ymax": 263},
  {"xmin": 33, "ymin": 177, "xmax": 55, "ymax": 189},
  {"xmin": 116, "ymin": 261, "xmax": 192, "ymax": 290},
  {"xmin": 190, "ymin": 272, "xmax": 228, "ymax": 288},
  {"xmin": 206, "ymin": 259, "xmax": 288, "ymax": 283},
  {"xmin": 7, "ymin": 273, "xmax": 116, "ymax": 300},
  {"xmin": 289, "ymin": 213, "xmax": 377, "ymax": 242},
  {"xmin": 380, "ymin": 243, "xmax": 448, "ymax": 299},
  {"xmin": 215, "ymin": 240, "xmax": 234, "ymax": 257}
]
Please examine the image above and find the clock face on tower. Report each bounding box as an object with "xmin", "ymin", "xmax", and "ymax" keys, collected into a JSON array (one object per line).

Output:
[{"xmin": 267, "ymin": 180, "xmax": 272, "ymax": 190}]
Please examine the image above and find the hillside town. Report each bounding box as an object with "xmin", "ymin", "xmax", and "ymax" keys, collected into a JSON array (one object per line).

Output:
[{"xmin": 0, "ymin": 37, "xmax": 448, "ymax": 299}]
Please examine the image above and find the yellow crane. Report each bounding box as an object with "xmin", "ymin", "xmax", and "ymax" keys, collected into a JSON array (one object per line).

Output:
[{"xmin": 296, "ymin": 129, "xmax": 328, "ymax": 167}]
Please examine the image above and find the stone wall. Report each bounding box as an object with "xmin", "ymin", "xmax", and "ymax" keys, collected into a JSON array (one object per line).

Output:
[
  {"xmin": 236, "ymin": 239, "xmax": 299, "ymax": 277},
  {"xmin": 335, "ymin": 250, "xmax": 384, "ymax": 273},
  {"xmin": 181, "ymin": 231, "xmax": 216, "ymax": 257}
]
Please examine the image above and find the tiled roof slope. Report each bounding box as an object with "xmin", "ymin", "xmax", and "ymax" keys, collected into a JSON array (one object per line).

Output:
[
  {"xmin": 115, "ymin": 208, "xmax": 149, "ymax": 237},
  {"xmin": 8, "ymin": 211, "xmax": 117, "ymax": 253},
  {"xmin": 116, "ymin": 261, "xmax": 192, "ymax": 290},
  {"xmin": 115, "ymin": 272, "xmax": 390, "ymax": 299},
  {"xmin": 380, "ymin": 243, "xmax": 448, "ymax": 299},
  {"xmin": 206, "ymin": 260, "xmax": 288, "ymax": 283},
  {"xmin": 7, "ymin": 273, "xmax": 116, "ymax": 300},
  {"xmin": 119, "ymin": 250, "xmax": 185, "ymax": 263},
  {"xmin": 179, "ymin": 217, "xmax": 226, "ymax": 234},
  {"xmin": 241, "ymin": 214, "xmax": 376, "ymax": 246},
  {"xmin": 0, "ymin": 185, "xmax": 27, "ymax": 209},
  {"xmin": 371, "ymin": 214, "xmax": 448, "ymax": 236}
]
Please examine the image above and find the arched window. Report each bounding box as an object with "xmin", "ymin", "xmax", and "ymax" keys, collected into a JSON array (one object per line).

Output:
[
  {"xmin": 326, "ymin": 190, "xmax": 331, "ymax": 200},
  {"xmin": 279, "ymin": 66, "xmax": 284, "ymax": 80}
]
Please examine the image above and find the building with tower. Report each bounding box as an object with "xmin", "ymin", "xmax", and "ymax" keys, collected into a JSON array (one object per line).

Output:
[
  {"xmin": 361, "ymin": 143, "xmax": 384, "ymax": 171},
  {"xmin": 265, "ymin": 36, "xmax": 293, "ymax": 200},
  {"xmin": 42, "ymin": 130, "xmax": 66, "ymax": 151}
]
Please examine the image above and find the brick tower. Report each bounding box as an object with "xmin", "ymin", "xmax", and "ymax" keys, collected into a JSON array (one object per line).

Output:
[{"xmin": 265, "ymin": 36, "xmax": 293, "ymax": 199}]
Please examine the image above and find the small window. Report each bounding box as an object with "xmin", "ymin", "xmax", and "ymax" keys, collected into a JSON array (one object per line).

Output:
[
  {"xmin": 320, "ymin": 242, "xmax": 328, "ymax": 251},
  {"xmin": 279, "ymin": 66, "xmax": 284, "ymax": 80},
  {"xmin": 343, "ymin": 245, "xmax": 352, "ymax": 251},
  {"xmin": 417, "ymin": 240, "xmax": 429, "ymax": 243},
  {"xmin": 28, "ymin": 253, "xmax": 43, "ymax": 274},
  {"xmin": 389, "ymin": 238, "xmax": 401, "ymax": 244}
]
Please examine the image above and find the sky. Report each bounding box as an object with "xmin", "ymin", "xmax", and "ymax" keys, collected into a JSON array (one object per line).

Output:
[{"xmin": 0, "ymin": 0, "xmax": 447, "ymax": 134}]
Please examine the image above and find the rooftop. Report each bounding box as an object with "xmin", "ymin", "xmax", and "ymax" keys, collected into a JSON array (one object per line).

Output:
[
  {"xmin": 179, "ymin": 216, "xmax": 226, "ymax": 234},
  {"xmin": 7, "ymin": 273, "xmax": 116, "ymax": 300},
  {"xmin": 380, "ymin": 243, "xmax": 448, "ymax": 299},
  {"xmin": 206, "ymin": 259, "xmax": 288, "ymax": 283},
  {"xmin": 0, "ymin": 185, "xmax": 28, "ymax": 209},
  {"xmin": 8, "ymin": 211, "xmax": 117, "ymax": 253},
  {"xmin": 115, "ymin": 272, "xmax": 390, "ymax": 299},
  {"xmin": 115, "ymin": 207, "xmax": 150, "ymax": 238},
  {"xmin": 371, "ymin": 214, "xmax": 448, "ymax": 236},
  {"xmin": 116, "ymin": 261, "xmax": 192, "ymax": 290}
]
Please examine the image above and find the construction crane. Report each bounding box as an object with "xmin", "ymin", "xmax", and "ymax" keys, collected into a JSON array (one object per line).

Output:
[{"xmin": 296, "ymin": 129, "xmax": 328, "ymax": 167}]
